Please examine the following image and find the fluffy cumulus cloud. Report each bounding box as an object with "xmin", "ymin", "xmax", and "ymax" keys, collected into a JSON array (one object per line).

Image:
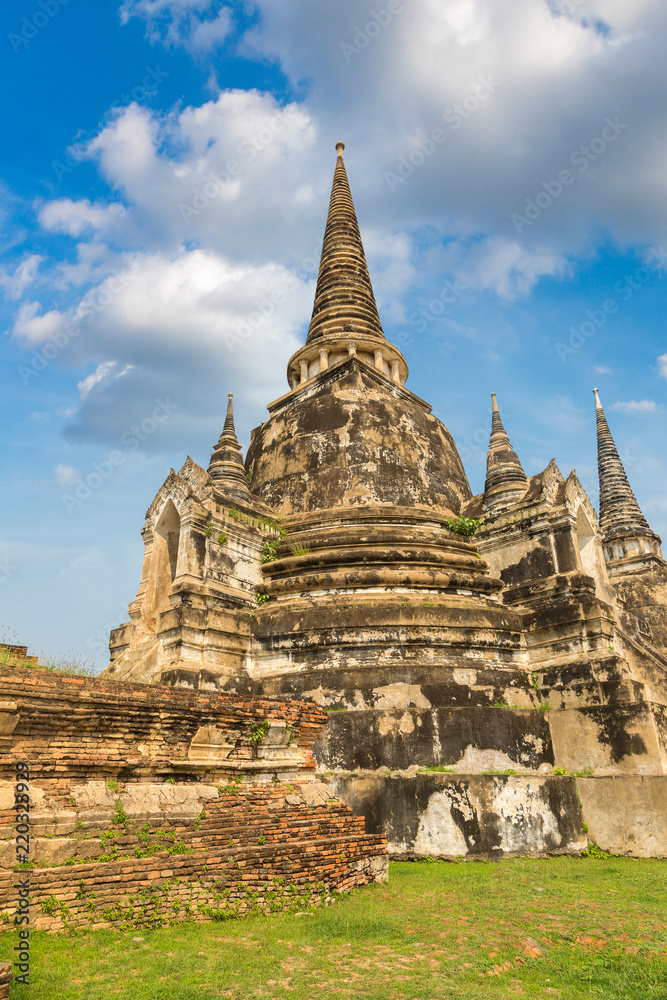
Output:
[
  {"xmin": 39, "ymin": 200, "xmax": 127, "ymax": 239},
  {"xmin": 12, "ymin": 248, "xmax": 313, "ymax": 448},
  {"xmin": 8, "ymin": 0, "xmax": 667, "ymax": 450},
  {"xmin": 658, "ymin": 353, "xmax": 667, "ymax": 378},
  {"xmin": 243, "ymin": 0, "xmax": 667, "ymax": 252}
]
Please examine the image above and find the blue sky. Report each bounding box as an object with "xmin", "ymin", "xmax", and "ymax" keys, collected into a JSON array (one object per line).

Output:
[{"xmin": 1, "ymin": 0, "xmax": 665, "ymax": 668}]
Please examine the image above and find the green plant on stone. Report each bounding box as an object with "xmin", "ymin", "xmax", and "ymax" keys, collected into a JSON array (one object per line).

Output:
[
  {"xmin": 217, "ymin": 533, "xmax": 228, "ymax": 545},
  {"xmin": 290, "ymin": 543, "xmax": 310, "ymax": 556},
  {"xmin": 446, "ymin": 516, "xmax": 484, "ymax": 537},
  {"xmin": 538, "ymin": 701, "xmax": 552, "ymax": 711},
  {"xmin": 255, "ymin": 592, "xmax": 270, "ymax": 605},
  {"xmin": 257, "ymin": 834, "xmax": 266, "ymax": 846},
  {"xmin": 531, "ymin": 672, "xmax": 540, "ymax": 690},
  {"xmin": 248, "ymin": 719, "xmax": 271, "ymax": 744},
  {"xmin": 260, "ymin": 538, "xmax": 282, "ymax": 564},
  {"xmin": 164, "ymin": 777, "xmax": 175, "ymax": 784},
  {"xmin": 105, "ymin": 779, "xmax": 120, "ymax": 792},
  {"xmin": 112, "ymin": 799, "xmax": 129, "ymax": 830},
  {"xmin": 205, "ymin": 525, "xmax": 213, "ymax": 538}
]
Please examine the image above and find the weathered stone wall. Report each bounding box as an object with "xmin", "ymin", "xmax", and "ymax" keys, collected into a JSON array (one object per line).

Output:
[
  {"xmin": 321, "ymin": 770, "xmax": 667, "ymax": 859},
  {"xmin": 0, "ymin": 665, "xmax": 387, "ymax": 932}
]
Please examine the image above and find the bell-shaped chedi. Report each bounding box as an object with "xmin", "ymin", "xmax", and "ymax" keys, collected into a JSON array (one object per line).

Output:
[
  {"xmin": 248, "ymin": 143, "xmax": 471, "ymax": 518},
  {"xmin": 483, "ymin": 393, "xmax": 528, "ymax": 513},
  {"xmin": 208, "ymin": 393, "xmax": 253, "ymax": 505}
]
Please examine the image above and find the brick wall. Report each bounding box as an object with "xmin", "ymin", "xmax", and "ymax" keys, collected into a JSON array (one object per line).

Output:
[{"xmin": 0, "ymin": 664, "xmax": 388, "ymax": 933}]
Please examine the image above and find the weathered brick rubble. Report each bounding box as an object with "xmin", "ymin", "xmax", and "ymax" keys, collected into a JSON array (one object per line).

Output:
[{"xmin": 0, "ymin": 665, "xmax": 387, "ymax": 933}]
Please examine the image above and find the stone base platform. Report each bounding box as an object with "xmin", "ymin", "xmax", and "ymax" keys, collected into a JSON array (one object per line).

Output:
[{"xmin": 321, "ymin": 772, "xmax": 667, "ymax": 859}]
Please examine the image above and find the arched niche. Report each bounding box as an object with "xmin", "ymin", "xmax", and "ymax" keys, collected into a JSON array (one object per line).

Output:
[
  {"xmin": 576, "ymin": 507, "xmax": 600, "ymax": 581},
  {"xmin": 146, "ymin": 499, "xmax": 181, "ymax": 615}
]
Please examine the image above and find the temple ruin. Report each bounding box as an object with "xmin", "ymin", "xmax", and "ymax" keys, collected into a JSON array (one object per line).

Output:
[{"xmin": 103, "ymin": 142, "xmax": 667, "ymax": 859}]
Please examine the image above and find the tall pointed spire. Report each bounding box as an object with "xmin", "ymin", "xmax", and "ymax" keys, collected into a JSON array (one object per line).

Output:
[
  {"xmin": 484, "ymin": 393, "xmax": 528, "ymax": 510},
  {"xmin": 208, "ymin": 393, "xmax": 252, "ymax": 502},
  {"xmin": 286, "ymin": 143, "xmax": 407, "ymax": 390},
  {"xmin": 305, "ymin": 142, "xmax": 385, "ymax": 347},
  {"xmin": 594, "ymin": 388, "xmax": 651, "ymax": 537}
]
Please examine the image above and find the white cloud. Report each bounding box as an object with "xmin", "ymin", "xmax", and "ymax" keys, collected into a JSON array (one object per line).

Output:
[
  {"xmin": 0, "ymin": 255, "xmax": 41, "ymax": 300},
  {"xmin": 593, "ymin": 365, "xmax": 612, "ymax": 373},
  {"xmin": 39, "ymin": 199, "xmax": 126, "ymax": 238},
  {"xmin": 448, "ymin": 237, "xmax": 566, "ymax": 300},
  {"xmin": 77, "ymin": 361, "xmax": 133, "ymax": 402},
  {"xmin": 612, "ymin": 399, "xmax": 660, "ymax": 414},
  {"xmin": 12, "ymin": 247, "xmax": 313, "ymax": 448},
  {"xmin": 657, "ymin": 353, "xmax": 667, "ymax": 378},
  {"xmin": 53, "ymin": 464, "xmax": 81, "ymax": 487},
  {"xmin": 119, "ymin": 0, "xmax": 233, "ymax": 51}
]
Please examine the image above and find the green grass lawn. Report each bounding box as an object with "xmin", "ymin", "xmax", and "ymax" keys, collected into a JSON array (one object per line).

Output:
[{"xmin": 3, "ymin": 857, "xmax": 666, "ymax": 999}]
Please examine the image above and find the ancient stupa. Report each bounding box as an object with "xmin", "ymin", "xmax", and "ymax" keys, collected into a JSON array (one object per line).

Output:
[{"xmin": 104, "ymin": 144, "xmax": 667, "ymax": 858}]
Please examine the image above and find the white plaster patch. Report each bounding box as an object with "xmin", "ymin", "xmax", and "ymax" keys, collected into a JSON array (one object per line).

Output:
[
  {"xmin": 492, "ymin": 780, "xmax": 561, "ymax": 853},
  {"xmin": 451, "ymin": 669, "xmax": 477, "ymax": 687},
  {"xmin": 372, "ymin": 683, "xmax": 431, "ymax": 710},
  {"xmin": 414, "ymin": 790, "xmax": 468, "ymax": 856},
  {"xmin": 399, "ymin": 712, "xmax": 415, "ymax": 735},
  {"xmin": 377, "ymin": 714, "xmax": 396, "ymax": 737}
]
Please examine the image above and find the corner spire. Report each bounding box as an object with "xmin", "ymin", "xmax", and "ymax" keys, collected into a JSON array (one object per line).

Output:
[
  {"xmin": 594, "ymin": 388, "xmax": 652, "ymax": 538},
  {"xmin": 208, "ymin": 393, "xmax": 252, "ymax": 502},
  {"xmin": 286, "ymin": 143, "xmax": 407, "ymax": 390},
  {"xmin": 484, "ymin": 393, "xmax": 528, "ymax": 510}
]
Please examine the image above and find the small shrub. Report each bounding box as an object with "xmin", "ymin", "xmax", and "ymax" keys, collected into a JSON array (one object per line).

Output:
[
  {"xmin": 105, "ymin": 780, "xmax": 120, "ymax": 793},
  {"xmin": 248, "ymin": 719, "xmax": 271, "ymax": 744},
  {"xmin": 217, "ymin": 533, "xmax": 228, "ymax": 544},
  {"xmin": 582, "ymin": 843, "xmax": 617, "ymax": 859},
  {"xmin": 446, "ymin": 516, "xmax": 484, "ymax": 537},
  {"xmin": 255, "ymin": 592, "xmax": 270, "ymax": 605}
]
